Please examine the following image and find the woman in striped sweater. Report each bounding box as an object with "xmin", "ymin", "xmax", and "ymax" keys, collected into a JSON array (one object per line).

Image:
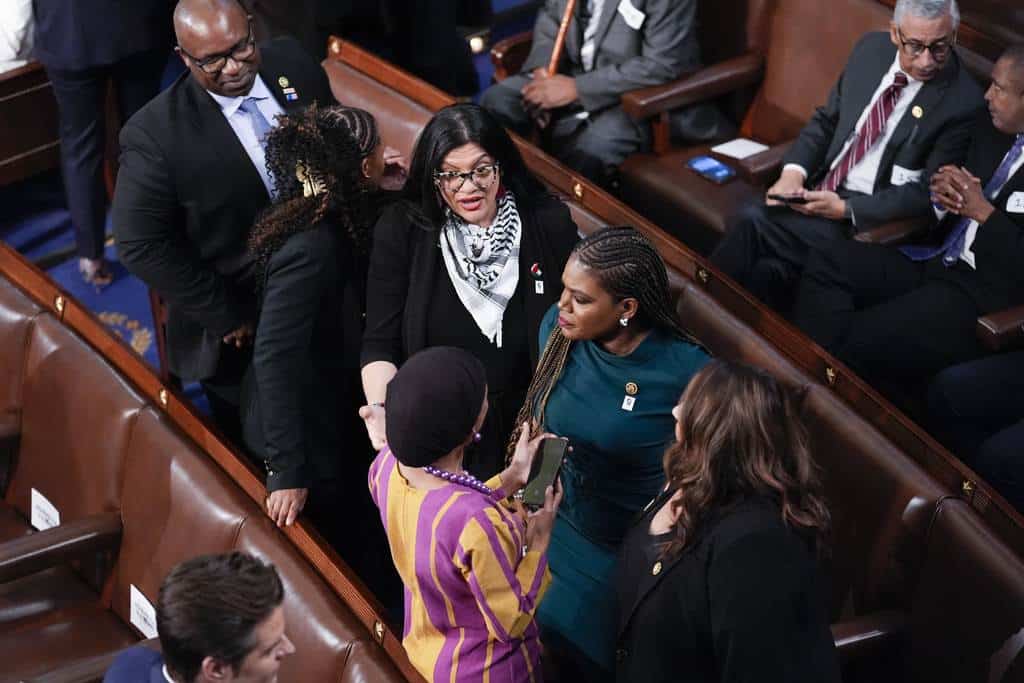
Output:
[{"xmin": 369, "ymin": 346, "xmax": 563, "ymax": 683}]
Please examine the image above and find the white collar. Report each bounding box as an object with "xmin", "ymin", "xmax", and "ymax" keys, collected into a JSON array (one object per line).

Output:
[
  {"xmin": 162, "ymin": 664, "xmax": 176, "ymax": 683},
  {"xmin": 884, "ymin": 53, "xmax": 919, "ymax": 85},
  {"xmin": 206, "ymin": 74, "xmax": 273, "ymax": 117}
]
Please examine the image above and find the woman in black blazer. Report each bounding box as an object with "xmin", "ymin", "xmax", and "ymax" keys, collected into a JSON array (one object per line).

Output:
[
  {"xmin": 241, "ymin": 104, "xmax": 401, "ymax": 541},
  {"xmin": 360, "ymin": 103, "xmax": 578, "ymax": 479},
  {"xmin": 616, "ymin": 360, "xmax": 840, "ymax": 683}
]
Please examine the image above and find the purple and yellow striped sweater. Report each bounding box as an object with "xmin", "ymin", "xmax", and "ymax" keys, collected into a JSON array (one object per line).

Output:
[{"xmin": 369, "ymin": 448, "xmax": 551, "ymax": 683}]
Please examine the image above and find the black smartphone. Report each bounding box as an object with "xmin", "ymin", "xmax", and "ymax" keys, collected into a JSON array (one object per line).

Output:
[
  {"xmin": 767, "ymin": 193, "xmax": 810, "ymax": 205},
  {"xmin": 686, "ymin": 155, "xmax": 736, "ymax": 184},
  {"xmin": 521, "ymin": 438, "xmax": 567, "ymax": 509}
]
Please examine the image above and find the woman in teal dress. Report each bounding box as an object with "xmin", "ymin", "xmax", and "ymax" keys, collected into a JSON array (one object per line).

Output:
[{"xmin": 508, "ymin": 226, "xmax": 710, "ymax": 680}]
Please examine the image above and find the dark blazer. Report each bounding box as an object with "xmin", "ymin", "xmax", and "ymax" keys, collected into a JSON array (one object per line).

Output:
[
  {"xmin": 615, "ymin": 495, "xmax": 840, "ymax": 683},
  {"xmin": 361, "ymin": 194, "xmax": 579, "ymax": 369},
  {"xmin": 113, "ymin": 37, "xmax": 334, "ymax": 381},
  {"xmin": 32, "ymin": 0, "xmax": 172, "ymax": 69},
  {"xmin": 102, "ymin": 646, "xmax": 164, "ymax": 683},
  {"xmin": 241, "ymin": 224, "xmax": 363, "ymax": 491},
  {"xmin": 947, "ymin": 113, "xmax": 1024, "ymax": 308},
  {"xmin": 784, "ymin": 32, "xmax": 983, "ymax": 228}
]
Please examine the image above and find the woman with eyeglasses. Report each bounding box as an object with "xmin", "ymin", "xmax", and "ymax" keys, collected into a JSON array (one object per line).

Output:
[{"xmin": 360, "ymin": 103, "xmax": 579, "ymax": 479}]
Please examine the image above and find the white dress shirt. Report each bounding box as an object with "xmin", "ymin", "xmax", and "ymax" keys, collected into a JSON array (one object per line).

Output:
[
  {"xmin": 785, "ymin": 55, "xmax": 924, "ymax": 200},
  {"xmin": 206, "ymin": 74, "xmax": 285, "ymax": 195},
  {"xmin": 0, "ymin": 0, "xmax": 33, "ymax": 72},
  {"xmin": 956, "ymin": 140, "xmax": 1024, "ymax": 268}
]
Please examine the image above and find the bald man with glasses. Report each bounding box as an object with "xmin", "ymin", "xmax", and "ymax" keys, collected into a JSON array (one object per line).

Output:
[{"xmin": 112, "ymin": 0, "xmax": 335, "ymax": 441}]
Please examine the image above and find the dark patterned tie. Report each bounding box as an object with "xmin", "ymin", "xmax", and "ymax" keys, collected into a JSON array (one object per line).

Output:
[
  {"xmin": 817, "ymin": 72, "xmax": 909, "ymax": 193},
  {"xmin": 901, "ymin": 133, "xmax": 1024, "ymax": 265}
]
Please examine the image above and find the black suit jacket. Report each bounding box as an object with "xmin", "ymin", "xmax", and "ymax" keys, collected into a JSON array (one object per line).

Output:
[
  {"xmin": 361, "ymin": 194, "xmax": 579, "ymax": 369},
  {"xmin": 934, "ymin": 113, "xmax": 1024, "ymax": 310},
  {"xmin": 240, "ymin": 224, "xmax": 363, "ymax": 491},
  {"xmin": 615, "ymin": 495, "xmax": 840, "ymax": 683},
  {"xmin": 32, "ymin": 0, "xmax": 172, "ymax": 69},
  {"xmin": 784, "ymin": 32, "xmax": 983, "ymax": 228},
  {"xmin": 113, "ymin": 37, "xmax": 334, "ymax": 381}
]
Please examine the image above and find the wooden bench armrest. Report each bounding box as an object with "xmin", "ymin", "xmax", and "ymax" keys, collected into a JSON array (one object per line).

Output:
[
  {"xmin": 977, "ymin": 304, "xmax": 1024, "ymax": 352},
  {"xmin": 23, "ymin": 638, "xmax": 160, "ymax": 683},
  {"xmin": 853, "ymin": 216, "xmax": 930, "ymax": 245},
  {"xmin": 621, "ymin": 52, "xmax": 764, "ymax": 121},
  {"xmin": 831, "ymin": 609, "xmax": 907, "ymax": 666},
  {"xmin": 0, "ymin": 511, "xmax": 122, "ymax": 584},
  {"xmin": 732, "ymin": 142, "xmax": 794, "ymax": 187},
  {"xmin": 490, "ymin": 31, "xmax": 534, "ymax": 82}
]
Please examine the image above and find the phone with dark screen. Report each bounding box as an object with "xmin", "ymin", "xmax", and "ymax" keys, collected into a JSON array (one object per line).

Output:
[{"xmin": 521, "ymin": 438, "xmax": 567, "ymax": 508}]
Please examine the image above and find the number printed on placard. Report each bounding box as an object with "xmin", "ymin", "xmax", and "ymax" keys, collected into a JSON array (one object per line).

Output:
[
  {"xmin": 30, "ymin": 488, "xmax": 60, "ymax": 530},
  {"xmin": 130, "ymin": 584, "xmax": 159, "ymax": 639}
]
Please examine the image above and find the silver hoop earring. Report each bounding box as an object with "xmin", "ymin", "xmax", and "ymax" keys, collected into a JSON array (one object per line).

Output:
[{"xmin": 619, "ymin": 316, "xmax": 629, "ymax": 327}]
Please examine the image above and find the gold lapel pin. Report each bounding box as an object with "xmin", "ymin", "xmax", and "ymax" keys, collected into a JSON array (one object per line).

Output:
[
  {"xmin": 278, "ymin": 76, "xmax": 290, "ymax": 88},
  {"xmin": 625, "ymin": 382, "xmax": 639, "ymax": 396},
  {"xmin": 652, "ymin": 561, "xmax": 662, "ymax": 576},
  {"xmin": 912, "ymin": 105, "xmax": 924, "ymax": 119}
]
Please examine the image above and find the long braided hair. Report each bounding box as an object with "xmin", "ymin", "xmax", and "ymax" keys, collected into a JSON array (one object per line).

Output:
[
  {"xmin": 506, "ymin": 226, "xmax": 702, "ymax": 461},
  {"xmin": 248, "ymin": 103, "xmax": 379, "ymax": 273}
]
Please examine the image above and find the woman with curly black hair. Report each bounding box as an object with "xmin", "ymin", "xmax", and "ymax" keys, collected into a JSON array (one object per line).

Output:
[{"xmin": 241, "ymin": 103, "xmax": 393, "ymax": 542}]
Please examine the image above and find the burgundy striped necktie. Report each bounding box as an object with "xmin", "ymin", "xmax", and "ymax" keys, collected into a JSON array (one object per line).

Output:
[{"xmin": 817, "ymin": 72, "xmax": 909, "ymax": 193}]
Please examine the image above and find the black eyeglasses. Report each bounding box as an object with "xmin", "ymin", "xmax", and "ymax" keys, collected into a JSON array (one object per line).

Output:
[
  {"xmin": 433, "ymin": 163, "xmax": 500, "ymax": 192},
  {"xmin": 179, "ymin": 18, "xmax": 256, "ymax": 74},
  {"xmin": 896, "ymin": 27, "xmax": 956, "ymax": 61}
]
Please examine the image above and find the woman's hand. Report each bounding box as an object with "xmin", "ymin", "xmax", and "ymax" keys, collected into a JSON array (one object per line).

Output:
[
  {"xmin": 525, "ymin": 478, "xmax": 563, "ymax": 556},
  {"xmin": 266, "ymin": 487, "xmax": 309, "ymax": 527},
  {"xmin": 501, "ymin": 421, "xmax": 555, "ymax": 492},
  {"xmin": 359, "ymin": 403, "xmax": 387, "ymax": 450}
]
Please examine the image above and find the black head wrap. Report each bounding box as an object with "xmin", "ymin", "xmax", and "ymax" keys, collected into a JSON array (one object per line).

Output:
[{"xmin": 385, "ymin": 347, "xmax": 487, "ymax": 467}]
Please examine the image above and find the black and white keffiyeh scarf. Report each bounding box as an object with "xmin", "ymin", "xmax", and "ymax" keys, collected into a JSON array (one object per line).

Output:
[{"xmin": 440, "ymin": 191, "xmax": 522, "ymax": 347}]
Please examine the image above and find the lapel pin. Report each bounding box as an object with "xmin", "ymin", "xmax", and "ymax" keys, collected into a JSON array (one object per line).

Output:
[
  {"xmin": 278, "ymin": 76, "xmax": 290, "ymax": 88},
  {"xmin": 625, "ymin": 382, "xmax": 639, "ymax": 396},
  {"xmin": 912, "ymin": 105, "xmax": 923, "ymax": 119},
  {"xmin": 652, "ymin": 561, "xmax": 662, "ymax": 576},
  {"xmin": 530, "ymin": 263, "xmax": 543, "ymax": 277}
]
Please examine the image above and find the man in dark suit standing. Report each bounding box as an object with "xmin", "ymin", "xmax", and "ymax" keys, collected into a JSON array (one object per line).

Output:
[
  {"xmin": 480, "ymin": 0, "xmax": 730, "ymax": 187},
  {"xmin": 112, "ymin": 0, "xmax": 334, "ymax": 441},
  {"xmin": 32, "ymin": 0, "xmax": 173, "ymax": 287},
  {"xmin": 791, "ymin": 46, "xmax": 1024, "ymax": 386},
  {"xmin": 711, "ymin": 0, "xmax": 983, "ymax": 308}
]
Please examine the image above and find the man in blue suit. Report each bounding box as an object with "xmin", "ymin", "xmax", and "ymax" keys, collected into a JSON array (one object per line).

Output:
[
  {"xmin": 104, "ymin": 552, "xmax": 294, "ymax": 683},
  {"xmin": 33, "ymin": 0, "xmax": 173, "ymax": 286}
]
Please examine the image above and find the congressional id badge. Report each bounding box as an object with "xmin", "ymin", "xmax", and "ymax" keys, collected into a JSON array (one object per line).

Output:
[
  {"xmin": 621, "ymin": 396, "xmax": 636, "ymax": 411},
  {"xmin": 1007, "ymin": 191, "xmax": 1024, "ymax": 214},
  {"xmin": 617, "ymin": 0, "xmax": 646, "ymax": 30}
]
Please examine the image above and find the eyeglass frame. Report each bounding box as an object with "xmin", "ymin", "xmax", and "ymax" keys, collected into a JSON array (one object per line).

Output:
[
  {"xmin": 433, "ymin": 163, "xmax": 501, "ymax": 193},
  {"xmin": 895, "ymin": 27, "xmax": 957, "ymax": 61},
  {"xmin": 178, "ymin": 17, "xmax": 257, "ymax": 75}
]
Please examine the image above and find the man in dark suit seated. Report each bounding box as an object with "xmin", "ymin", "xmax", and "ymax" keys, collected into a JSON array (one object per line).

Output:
[
  {"xmin": 790, "ymin": 46, "xmax": 1024, "ymax": 388},
  {"xmin": 928, "ymin": 351, "xmax": 1024, "ymax": 513},
  {"xmin": 479, "ymin": 0, "xmax": 731, "ymax": 187},
  {"xmin": 711, "ymin": 0, "xmax": 983, "ymax": 309},
  {"xmin": 32, "ymin": 0, "xmax": 173, "ymax": 287},
  {"xmin": 103, "ymin": 552, "xmax": 294, "ymax": 683},
  {"xmin": 112, "ymin": 0, "xmax": 334, "ymax": 442}
]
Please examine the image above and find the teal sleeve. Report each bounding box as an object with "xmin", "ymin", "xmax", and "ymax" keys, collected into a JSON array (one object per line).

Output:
[{"xmin": 538, "ymin": 303, "xmax": 559, "ymax": 350}]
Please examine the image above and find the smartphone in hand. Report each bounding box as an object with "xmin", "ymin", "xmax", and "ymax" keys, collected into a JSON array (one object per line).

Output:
[
  {"xmin": 521, "ymin": 438, "xmax": 567, "ymax": 509},
  {"xmin": 767, "ymin": 193, "xmax": 810, "ymax": 205}
]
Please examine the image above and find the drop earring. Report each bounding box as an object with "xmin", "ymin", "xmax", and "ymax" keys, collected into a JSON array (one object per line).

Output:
[
  {"xmin": 473, "ymin": 432, "xmax": 483, "ymax": 443},
  {"xmin": 619, "ymin": 316, "xmax": 629, "ymax": 327}
]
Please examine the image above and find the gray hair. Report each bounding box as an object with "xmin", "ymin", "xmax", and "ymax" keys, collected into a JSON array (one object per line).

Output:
[{"xmin": 893, "ymin": 0, "xmax": 960, "ymax": 31}]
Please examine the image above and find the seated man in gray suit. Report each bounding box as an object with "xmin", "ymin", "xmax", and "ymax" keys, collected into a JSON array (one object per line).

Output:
[
  {"xmin": 480, "ymin": 0, "xmax": 729, "ymax": 187},
  {"xmin": 711, "ymin": 0, "xmax": 983, "ymax": 309}
]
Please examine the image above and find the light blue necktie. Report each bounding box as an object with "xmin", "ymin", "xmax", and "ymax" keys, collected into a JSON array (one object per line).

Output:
[
  {"xmin": 238, "ymin": 96, "xmax": 273, "ymax": 148},
  {"xmin": 901, "ymin": 133, "xmax": 1024, "ymax": 265}
]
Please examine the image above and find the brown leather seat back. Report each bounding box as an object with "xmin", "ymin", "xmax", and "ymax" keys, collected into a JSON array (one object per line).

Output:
[
  {"xmin": 235, "ymin": 515, "xmax": 406, "ymax": 682},
  {"xmin": 697, "ymin": 0, "xmax": 773, "ymax": 65},
  {"xmin": 0, "ymin": 279, "xmax": 40, "ymax": 423},
  {"xmin": 801, "ymin": 385, "xmax": 945, "ymax": 620},
  {"xmin": 110, "ymin": 408, "xmax": 252, "ymax": 624},
  {"xmin": 5, "ymin": 314, "xmax": 144, "ymax": 525},
  {"xmin": 566, "ymin": 201, "xmax": 607, "ymax": 238},
  {"xmin": 906, "ymin": 498, "xmax": 1024, "ymax": 683},
  {"xmin": 743, "ymin": 0, "xmax": 892, "ymax": 144},
  {"xmin": 675, "ymin": 281, "xmax": 814, "ymax": 389},
  {"xmin": 324, "ymin": 60, "xmax": 433, "ymax": 158}
]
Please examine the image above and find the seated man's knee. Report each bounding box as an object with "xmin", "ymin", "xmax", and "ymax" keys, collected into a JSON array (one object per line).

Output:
[{"xmin": 480, "ymin": 80, "xmax": 530, "ymax": 131}]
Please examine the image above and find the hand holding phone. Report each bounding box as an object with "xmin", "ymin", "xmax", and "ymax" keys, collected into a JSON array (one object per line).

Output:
[
  {"xmin": 521, "ymin": 438, "xmax": 568, "ymax": 509},
  {"xmin": 766, "ymin": 193, "xmax": 810, "ymax": 205}
]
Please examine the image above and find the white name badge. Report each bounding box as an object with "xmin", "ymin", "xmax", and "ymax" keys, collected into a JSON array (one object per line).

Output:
[
  {"xmin": 621, "ymin": 395, "xmax": 636, "ymax": 411},
  {"xmin": 617, "ymin": 0, "xmax": 646, "ymax": 30},
  {"xmin": 535, "ymin": 280, "xmax": 545, "ymax": 294},
  {"xmin": 1007, "ymin": 191, "xmax": 1024, "ymax": 214},
  {"xmin": 30, "ymin": 488, "xmax": 60, "ymax": 531},
  {"xmin": 130, "ymin": 584, "xmax": 159, "ymax": 638},
  {"xmin": 891, "ymin": 165, "xmax": 924, "ymax": 186}
]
